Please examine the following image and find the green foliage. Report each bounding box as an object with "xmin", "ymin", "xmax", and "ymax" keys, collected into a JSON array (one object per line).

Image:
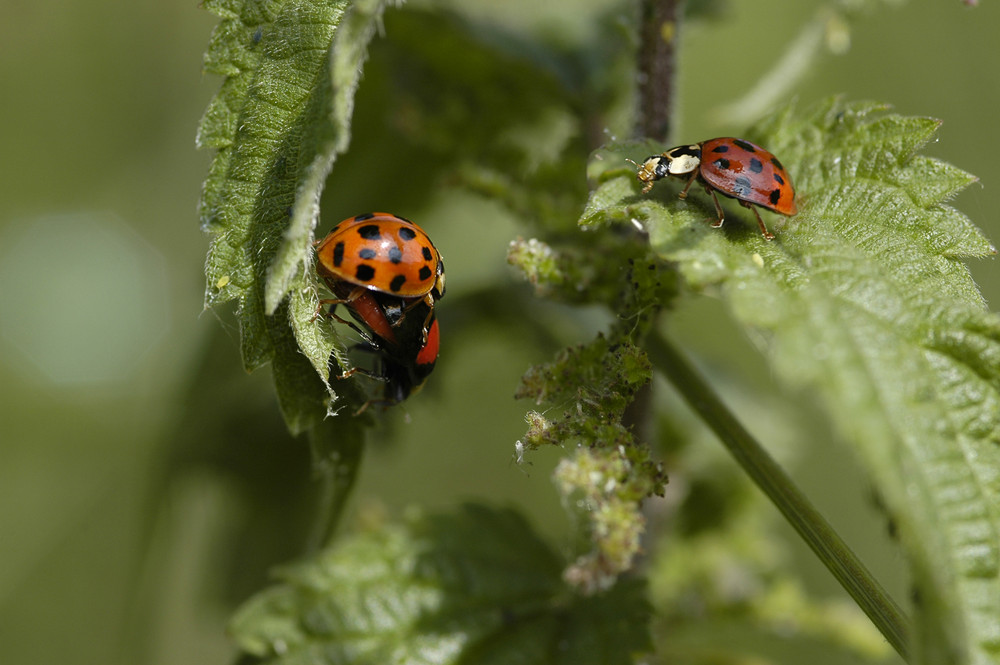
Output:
[
  {"xmin": 230, "ymin": 504, "xmax": 651, "ymax": 665},
  {"xmin": 197, "ymin": 0, "xmax": 1000, "ymax": 662},
  {"xmin": 198, "ymin": 0, "xmax": 392, "ymax": 432},
  {"xmin": 585, "ymin": 97, "xmax": 1000, "ymax": 664}
]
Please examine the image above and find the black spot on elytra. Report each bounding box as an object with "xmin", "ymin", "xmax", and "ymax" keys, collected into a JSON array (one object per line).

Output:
[
  {"xmin": 733, "ymin": 139, "xmax": 756, "ymax": 152},
  {"xmin": 355, "ymin": 264, "xmax": 376, "ymax": 282},
  {"xmin": 418, "ymin": 266, "xmax": 433, "ymax": 281},
  {"xmin": 769, "ymin": 189, "xmax": 782, "ymax": 205},
  {"xmin": 733, "ymin": 176, "xmax": 753, "ymax": 197},
  {"xmin": 354, "ymin": 213, "xmax": 376, "ymax": 222},
  {"xmin": 710, "ymin": 144, "xmax": 729, "ymax": 153},
  {"xmin": 389, "ymin": 274, "xmax": 406, "ymax": 292},
  {"xmin": 713, "ymin": 158, "xmax": 731, "ymax": 170},
  {"xmin": 770, "ymin": 156, "xmax": 785, "ymax": 171},
  {"xmin": 749, "ymin": 158, "xmax": 763, "ymax": 173},
  {"xmin": 358, "ymin": 248, "xmax": 376, "ymax": 260},
  {"xmin": 421, "ymin": 246, "xmax": 433, "ymax": 261},
  {"xmin": 332, "ymin": 242, "xmax": 345, "ymax": 267},
  {"xmin": 358, "ymin": 224, "xmax": 381, "ymax": 240},
  {"xmin": 773, "ymin": 173, "xmax": 785, "ymax": 185},
  {"xmin": 398, "ymin": 227, "xmax": 417, "ymax": 241},
  {"xmin": 388, "ymin": 246, "xmax": 403, "ymax": 264}
]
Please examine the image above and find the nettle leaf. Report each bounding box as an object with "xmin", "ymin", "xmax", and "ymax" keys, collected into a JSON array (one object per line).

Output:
[
  {"xmin": 198, "ymin": 0, "xmax": 392, "ymax": 431},
  {"xmin": 585, "ymin": 98, "xmax": 1000, "ymax": 663},
  {"xmin": 230, "ymin": 504, "xmax": 651, "ymax": 665}
]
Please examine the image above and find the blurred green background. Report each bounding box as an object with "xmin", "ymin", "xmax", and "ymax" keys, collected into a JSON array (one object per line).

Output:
[{"xmin": 0, "ymin": 1, "xmax": 997, "ymax": 663}]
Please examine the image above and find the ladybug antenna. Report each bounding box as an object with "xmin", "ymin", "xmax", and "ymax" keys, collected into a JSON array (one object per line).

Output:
[{"xmin": 625, "ymin": 157, "xmax": 639, "ymax": 167}]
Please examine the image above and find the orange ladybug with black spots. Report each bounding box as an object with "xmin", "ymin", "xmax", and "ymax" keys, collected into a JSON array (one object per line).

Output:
[{"xmin": 316, "ymin": 212, "xmax": 445, "ymax": 307}]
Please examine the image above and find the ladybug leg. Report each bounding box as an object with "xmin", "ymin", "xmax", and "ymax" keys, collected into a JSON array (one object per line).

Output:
[
  {"xmin": 319, "ymin": 305, "xmax": 380, "ymax": 346},
  {"xmin": 337, "ymin": 365, "xmax": 384, "ymax": 382},
  {"xmin": 706, "ymin": 187, "xmax": 726, "ymax": 229},
  {"xmin": 313, "ymin": 297, "xmax": 345, "ymax": 321},
  {"xmin": 398, "ymin": 294, "xmax": 437, "ymax": 341},
  {"xmin": 332, "ymin": 358, "xmax": 394, "ymax": 416},
  {"xmin": 340, "ymin": 315, "xmax": 379, "ymax": 345},
  {"xmin": 740, "ymin": 201, "xmax": 775, "ymax": 240},
  {"xmin": 332, "ymin": 346, "xmax": 386, "ymax": 390},
  {"xmin": 420, "ymin": 306, "xmax": 434, "ymax": 344},
  {"xmin": 354, "ymin": 400, "xmax": 376, "ymax": 416},
  {"xmin": 313, "ymin": 283, "xmax": 365, "ymax": 320},
  {"xmin": 416, "ymin": 294, "xmax": 436, "ymax": 342},
  {"xmin": 677, "ymin": 170, "xmax": 699, "ymax": 200},
  {"xmin": 353, "ymin": 397, "xmax": 398, "ymax": 416}
]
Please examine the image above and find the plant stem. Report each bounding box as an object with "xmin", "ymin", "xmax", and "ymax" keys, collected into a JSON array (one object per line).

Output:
[
  {"xmin": 636, "ymin": 0, "xmax": 683, "ymax": 141},
  {"xmin": 646, "ymin": 331, "xmax": 911, "ymax": 661}
]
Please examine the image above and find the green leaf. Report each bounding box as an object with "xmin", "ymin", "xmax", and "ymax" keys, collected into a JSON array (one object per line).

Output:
[
  {"xmin": 230, "ymin": 504, "xmax": 651, "ymax": 665},
  {"xmin": 586, "ymin": 98, "xmax": 1000, "ymax": 664},
  {"xmin": 198, "ymin": 0, "xmax": 392, "ymax": 431}
]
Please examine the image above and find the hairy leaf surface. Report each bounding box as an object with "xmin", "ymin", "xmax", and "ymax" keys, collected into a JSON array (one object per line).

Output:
[
  {"xmin": 198, "ymin": 0, "xmax": 391, "ymax": 431},
  {"xmin": 584, "ymin": 98, "xmax": 1000, "ymax": 664}
]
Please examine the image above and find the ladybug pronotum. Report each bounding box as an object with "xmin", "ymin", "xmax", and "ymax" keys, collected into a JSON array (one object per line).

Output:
[{"xmin": 634, "ymin": 137, "xmax": 797, "ymax": 240}]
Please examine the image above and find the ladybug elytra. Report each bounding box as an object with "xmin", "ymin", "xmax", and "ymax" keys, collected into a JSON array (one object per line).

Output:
[
  {"xmin": 634, "ymin": 138, "xmax": 797, "ymax": 240},
  {"xmin": 316, "ymin": 212, "xmax": 445, "ymax": 309}
]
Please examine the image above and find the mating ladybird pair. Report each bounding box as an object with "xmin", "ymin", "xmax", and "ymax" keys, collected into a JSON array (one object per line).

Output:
[
  {"xmin": 632, "ymin": 137, "xmax": 797, "ymax": 239},
  {"xmin": 315, "ymin": 212, "xmax": 445, "ymax": 410}
]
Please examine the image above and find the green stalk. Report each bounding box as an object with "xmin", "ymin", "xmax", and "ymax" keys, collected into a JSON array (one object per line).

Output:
[
  {"xmin": 646, "ymin": 331, "xmax": 910, "ymax": 661},
  {"xmin": 636, "ymin": 0, "xmax": 683, "ymax": 142}
]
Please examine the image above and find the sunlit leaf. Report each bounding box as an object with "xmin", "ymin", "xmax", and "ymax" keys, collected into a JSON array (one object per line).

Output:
[{"xmin": 584, "ymin": 98, "xmax": 1000, "ymax": 664}]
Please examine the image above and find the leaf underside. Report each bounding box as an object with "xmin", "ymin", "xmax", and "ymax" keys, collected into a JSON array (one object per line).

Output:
[
  {"xmin": 198, "ymin": 0, "xmax": 390, "ymax": 432},
  {"xmin": 584, "ymin": 98, "xmax": 1000, "ymax": 664}
]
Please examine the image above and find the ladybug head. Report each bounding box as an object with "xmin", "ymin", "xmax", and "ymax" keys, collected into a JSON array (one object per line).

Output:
[{"xmin": 634, "ymin": 144, "xmax": 702, "ymax": 193}]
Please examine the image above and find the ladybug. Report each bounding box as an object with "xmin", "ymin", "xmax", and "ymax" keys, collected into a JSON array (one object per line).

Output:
[
  {"xmin": 377, "ymin": 305, "xmax": 440, "ymax": 405},
  {"xmin": 633, "ymin": 138, "xmax": 797, "ymax": 240},
  {"xmin": 328, "ymin": 291, "xmax": 440, "ymax": 412},
  {"xmin": 316, "ymin": 212, "xmax": 446, "ymax": 314}
]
